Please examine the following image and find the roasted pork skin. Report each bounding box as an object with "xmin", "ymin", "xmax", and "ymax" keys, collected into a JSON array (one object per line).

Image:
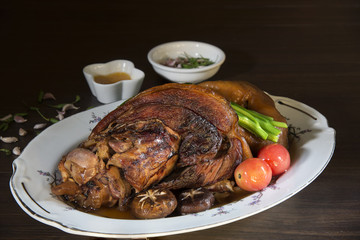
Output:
[
  {"xmin": 88, "ymin": 83, "xmax": 250, "ymax": 190},
  {"xmin": 52, "ymin": 83, "xmax": 252, "ymax": 213}
]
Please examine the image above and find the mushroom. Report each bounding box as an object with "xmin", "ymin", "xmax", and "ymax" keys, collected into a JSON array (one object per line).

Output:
[
  {"xmin": 51, "ymin": 180, "xmax": 81, "ymax": 196},
  {"xmin": 63, "ymin": 148, "xmax": 103, "ymax": 185},
  {"xmin": 178, "ymin": 188, "xmax": 215, "ymax": 214},
  {"xmin": 130, "ymin": 189, "xmax": 177, "ymax": 219}
]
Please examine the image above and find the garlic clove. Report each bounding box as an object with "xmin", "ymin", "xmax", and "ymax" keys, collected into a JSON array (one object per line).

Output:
[
  {"xmin": 0, "ymin": 136, "xmax": 19, "ymax": 143},
  {"xmin": 19, "ymin": 128, "xmax": 27, "ymax": 136},
  {"xmin": 43, "ymin": 92, "xmax": 56, "ymax": 100},
  {"xmin": 13, "ymin": 146, "xmax": 21, "ymax": 156},
  {"xmin": 34, "ymin": 123, "xmax": 47, "ymax": 129},
  {"xmin": 0, "ymin": 114, "xmax": 12, "ymax": 122},
  {"xmin": 14, "ymin": 115, "xmax": 28, "ymax": 123},
  {"xmin": 56, "ymin": 110, "xmax": 65, "ymax": 121},
  {"xmin": 62, "ymin": 104, "xmax": 79, "ymax": 112}
]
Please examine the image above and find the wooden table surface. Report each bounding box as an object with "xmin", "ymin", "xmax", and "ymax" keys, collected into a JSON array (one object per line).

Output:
[{"xmin": 1, "ymin": 0, "xmax": 359, "ymax": 239}]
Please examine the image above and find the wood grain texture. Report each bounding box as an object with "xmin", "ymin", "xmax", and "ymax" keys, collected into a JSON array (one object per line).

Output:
[{"xmin": 1, "ymin": 0, "xmax": 359, "ymax": 239}]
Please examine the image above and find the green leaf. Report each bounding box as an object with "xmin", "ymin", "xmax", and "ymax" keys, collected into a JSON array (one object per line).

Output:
[
  {"xmin": 0, "ymin": 148, "xmax": 11, "ymax": 156},
  {"xmin": 38, "ymin": 90, "xmax": 44, "ymax": 103},
  {"xmin": 49, "ymin": 118, "xmax": 59, "ymax": 123},
  {"xmin": 48, "ymin": 95, "xmax": 80, "ymax": 109},
  {"xmin": 73, "ymin": 95, "xmax": 81, "ymax": 103},
  {"xmin": 0, "ymin": 122, "xmax": 9, "ymax": 131},
  {"xmin": 30, "ymin": 106, "xmax": 49, "ymax": 121},
  {"xmin": 14, "ymin": 112, "xmax": 28, "ymax": 117},
  {"xmin": 47, "ymin": 103, "xmax": 66, "ymax": 109}
]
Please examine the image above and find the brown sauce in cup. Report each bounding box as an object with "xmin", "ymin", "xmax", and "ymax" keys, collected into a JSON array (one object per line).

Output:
[{"xmin": 94, "ymin": 72, "xmax": 131, "ymax": 84}]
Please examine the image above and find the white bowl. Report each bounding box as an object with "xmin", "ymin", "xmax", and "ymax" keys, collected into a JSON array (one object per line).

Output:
[
  {"xmin": 83, "ymin": 60, "xmax": 144, "ymax": 104},
  {"xmin": 147, "ymin": 41, "xmax": 225, "ymax": 83}
]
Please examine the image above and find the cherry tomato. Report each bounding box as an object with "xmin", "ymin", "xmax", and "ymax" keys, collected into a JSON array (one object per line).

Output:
[
  {"xmin": 258, "ymin": 144, "xmax": 290, "ymax": 176},
  {"xmin": 234, "ymin": 158, "xmax": 272, "ymax": 192}
]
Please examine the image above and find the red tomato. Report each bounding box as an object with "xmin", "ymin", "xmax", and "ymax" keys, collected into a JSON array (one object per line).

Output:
[
  {"xmin": 234, "ymin": 158, "xmax": 272, "ymax": 192},
  {"xmin": 258, "ymin": 144, "xmax": 291, "ymax": 176}
]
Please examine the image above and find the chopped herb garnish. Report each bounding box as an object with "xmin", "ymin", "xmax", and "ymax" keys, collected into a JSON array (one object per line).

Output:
[
  {"xmin": 49, "ymin": 118, "xmax": 59, "ymax": 124},
  {"xmin": 47, "ymin": 95, "xmax": 80, "ymax": 109},
  {"xmin": 47, "ymin": 103, "xmax": 66, "ymax": 109},
  {"xmin": 37, "ymin": 90, "xmax": 45, "ymax": 103},
  {"xmin": 0, "ymin": 122, "xmax": 9, "ymax": 131},
  {"xmin": 73, "ymin": 95, "xmax": 81, "ymax": 104},
  {"xmin": 162, "ymin": 52, "xmax": 215, "ymax": 69},
  {"xmin": 0, "ymin": 148, "xmax": 11, "ymax": 156},
  {"xmin": 15, "ymin": 112, "xmax": 28, "ymax": 117},
  {"xmin": 30, "ymin": 106, "xmax": 50, "ymax": 121},
  {"xmin": 231, "ymin": 102, "xmax": 288, "ymax": 143}
]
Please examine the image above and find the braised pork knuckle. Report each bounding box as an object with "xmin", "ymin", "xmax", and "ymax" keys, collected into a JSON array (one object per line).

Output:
[{"xmin": 51, "ymin": 83, "xmax": 253, "ymax": 218}]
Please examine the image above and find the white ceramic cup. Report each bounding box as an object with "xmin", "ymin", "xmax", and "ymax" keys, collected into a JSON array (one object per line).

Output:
[{"xmin": 83, "ymin": 60, "xmax": 144, "ymax": 104}]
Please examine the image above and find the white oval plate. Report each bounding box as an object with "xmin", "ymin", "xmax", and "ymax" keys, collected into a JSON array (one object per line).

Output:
[{"xmin": 10, "ymin": 96, "xmax": 335, "ymax": 239}]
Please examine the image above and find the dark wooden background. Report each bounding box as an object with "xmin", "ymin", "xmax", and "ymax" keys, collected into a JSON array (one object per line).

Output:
[{"xmin": 1, "ymin": 0, "xmax": 359, "ymax": 239}]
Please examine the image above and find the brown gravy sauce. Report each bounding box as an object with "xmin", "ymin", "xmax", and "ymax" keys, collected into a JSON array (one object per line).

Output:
[
  {"xmin": 94, "ymin": 72, "xmax": 131, "ymax": 84},
  {"xmin": 90, "ymin": 187, "xmax": 252, "ymax": 219}
]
